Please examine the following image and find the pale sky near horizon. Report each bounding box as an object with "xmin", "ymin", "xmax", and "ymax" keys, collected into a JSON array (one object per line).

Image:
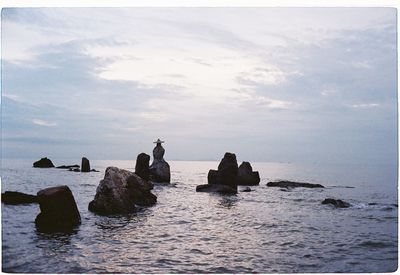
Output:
[{"xmin": 1, "ymin": 8, "xmax": 397, "ymax": 164}]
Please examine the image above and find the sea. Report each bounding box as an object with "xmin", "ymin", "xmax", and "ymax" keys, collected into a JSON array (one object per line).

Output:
[{"xmin": 1, "ymin": 159, "xmax": 398, "ymax": 273}]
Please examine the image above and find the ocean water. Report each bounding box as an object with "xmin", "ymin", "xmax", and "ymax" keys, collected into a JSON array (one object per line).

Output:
[{"xmin": 1, "ymin": 159, "xmax": 398, "ymax": 273}]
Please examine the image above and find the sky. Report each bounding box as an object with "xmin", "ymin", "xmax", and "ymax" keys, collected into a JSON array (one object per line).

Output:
[{"xmin": 1, "ymin": 8, "xmax": 398, "ymax": 164}]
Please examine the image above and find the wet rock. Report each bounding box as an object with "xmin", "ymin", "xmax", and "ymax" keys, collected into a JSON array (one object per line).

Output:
[
  {"xmin": 197, "ymin": 152, "xmax": 239, "ymax": 194},
  {"xmin": 69, "ymin": 168, "xmax": 80, "ymax": 172},
  {"xmin": 90, "ymin": 169, "xmax": 100, "ymax": 172},
  {"xmin": 81, "ymin": 157, "xmax": 90, "ymax": 172},
  {"xmin": 88, "ymin": 166, "xmax": 156, "ymax": 215},
  {"xmin": 207, "ymin": 169, "xmax": 218, "ymax": 185},
  {"xmin": 35, "ymin": 186, "xmax": 81, "ymax": 232},
  {"xmin": 56, "ymin": 164, "xmax": 79, "ymax": 169},
  {"xmin": 267, "ymin": 180, "xmax": 324, "ymax": 188},
  {"xmin": 241, "ymin": 187, "xmax": 252, "ymax": 192},
  {"xmin": 2, "ymin": 191, "xmax": 37, "ymax": 204},
  {"xmin": 149, "ymin": 140, "xmax": 171, "ymax": 183},
  {"xmin": 236, "ymin": 162, "xmax": 260, "ymax": 186},
  {"xmin": 135, "ymin": 153, "xmax": 150, "ymax": 181},
  {"xmin": 322, "ymin": 198, "xmax": 351, "ymax": 208},
  {"xmin": 33, "ymin": 157, "xmax": 54, "ymax": 168},
  {"xmin": 196, "ymin": 184, "xmax": 237, "ymax": 194}
]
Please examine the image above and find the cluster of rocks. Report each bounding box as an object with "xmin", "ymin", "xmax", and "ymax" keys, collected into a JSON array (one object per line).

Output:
[
  {"xmin": 196, "ymin": 152, "xmax": 261, "ymax": 194},
  {"xmin": 266, "ymin": 180, "xmax": 324, "ymax": 189},
  {"xmin": 33, "ymin": 157, "xmax": 99, "ymax": 172}
]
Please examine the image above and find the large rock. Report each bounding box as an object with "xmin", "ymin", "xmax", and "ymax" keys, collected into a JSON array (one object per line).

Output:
[
  {"xmin": 2, "ymin": 191, "xmax": 37, "ymax": 204},
  {"xmin": 217, "ymin": 152, "xmax": 239, "ymax": 188},
  {"xmin": 236, "ymin": 162, "xmax": 260, "ymax": 186},
  {"xmin": 135, "ymin": 153, "xmax": 150, "ymax": 181},
  {"xmin": 81, "ymin": 157, "xmax": 90, "ymax": 172},
  {"xmin": 267, "ymin": 180, "xmax": 324, "ymax": 188},
  {"xmin": 35, "ymin": 186, "xmax": 81, "ymax": 232},
  {"xmin": 197, "ymin": 152, "xmax": 238, "ymax": 194},
  {"xmin": 88, "ymin": 167, "xmax": 156, "ymax": 215},
  {"xmin": 149, "ymin": 143, "xmax": 171, "ymax": 183},
  {"xmin": 33, "ymin": 157, "xmax": 54, "ymax": 168}
]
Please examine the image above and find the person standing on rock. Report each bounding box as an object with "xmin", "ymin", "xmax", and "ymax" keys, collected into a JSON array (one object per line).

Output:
[{"xmin": 149, "ymin": 138, "xmax": 171, "ymax": 183}]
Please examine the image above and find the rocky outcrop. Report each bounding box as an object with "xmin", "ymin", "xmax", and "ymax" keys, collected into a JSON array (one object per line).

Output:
[
  {"xmin": 135, "ymin": 153, "xmax": 150, "ymax": 181},
  {"xmin": 35, "ymin": 186, "xmax": 81, "ymax": 232},
  {"xmin": 81, "ymin": 157, "xmax": 90, "ymax": 172},
  {"xmin": 236, "ymin": 162, "xmax": 260, "ymax": 186},
  {"xmin": 56, "ymin": 164, "xmax": 79, "ymax": 169},
  {"xmin": 267, "ymin": 180, "xmax": 324, "ymax": 188},
  {"xmin": 149, "ymin": 143, "xmax": 170, "ymax": 183},
  {"xmin": 88, "ymin": 167, "xmax": 156, "ymax": 215},
  {"xmin": 196, "ymin": 152, "xmax": 239, "ymax": 194},
  {"xmin": 33, "ymin": 157, "xmax": 54, "ymax": 168},
  {"xmin": 322, "ymin": 198, "xmax": 351, "ymax": 208},
  {"xmin": 2, "ymin": 191, "xmax": 37, "ymax": 204}
]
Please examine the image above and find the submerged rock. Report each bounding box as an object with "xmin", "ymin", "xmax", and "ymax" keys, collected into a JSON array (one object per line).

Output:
[
  {"xmin": 267, "ymin": 180, "xmax": 324, "ymax": 188},
  {"xmin": 236, "ymin": 162, "xmax": 260, "ymax": 186},
  {"xmin": 35, "ymin": 186, "xmax": 81, "ymax": 232},
  {"xmin": 197, "ymin": 152, "xmax": 239, "ymax": 194},
  {"xmin": 81, "ymin": 157, "xmax": 90, "ymax": 172},
  {"xmin": 33, "ymin": 157, "xmax": 54, "ymax": 168},
  {"xmin": 322, "ymin": 198, "xmax": 351, "ymax": 208},
  {"xmin": 135, "ymin": 153, "xmax": 150, "ymax": 181},
  {"xmin": 149, "ymin": 139, "xmax": 171, "ymax": 183},
  {"xmin": 196, "ymin": 184, "xmax": 237, "ymax": 194},
  {"xmin": 56, "ymin": 164, "xmax": 79, "ymax": 169},
  {"xmin": 88, "ymin": 166, "xmax": 156, "ymax": 215},
  {"xmin": 2, "ymin": 191, "xmax": 37, "ymax": 204}
]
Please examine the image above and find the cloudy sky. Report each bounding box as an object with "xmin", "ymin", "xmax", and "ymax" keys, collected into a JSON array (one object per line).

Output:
[{"xmin": 1, "ymin": 8, "xmax": 397, "ymax": 164}]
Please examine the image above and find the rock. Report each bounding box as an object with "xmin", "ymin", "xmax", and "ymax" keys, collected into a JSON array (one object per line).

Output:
[
  {"xmin": 236, "ymin": 162, "xmax": 260, "ymax": 186},
  {"xmin": 196, "ymin": 184, "xmax": 237, "ymax": 194},
  {"xmin": 33, "ymin": 157, "xmax": 54, "ymax": 168},
  {"xmin": 2, "ymin": 191, "xmax": 37, "ymax": 204},
  {"xmin": 207, "ymin": 169, "xmax": 218, "ymax": 185},
  {"xmin": 217, "ymin": 153, "xmax": 239, "ymax": 188},
  {"xmin": 69, "ymin": 168, "xmax": 80, "ymax": 172},
  {"xmin": 197, "ymin": 152, "xmax": 239, "ymax": 194},
  {"xmin": 56, "ymin": 164, "xmax": 79, "ymax": 169},
  {"xmin": 81, "ymin": 157, "xmax": 90, "ymax": 172},
  {"xmin": 267, "ymin": 180, "xmax": 324, "ymax": 188},
  {"xmin": 322, "ymin": 198, "xmax": 351, "ymax": 208},
  {"xmin": 149, "ymin": 140, "xmax": 171, "ymax": 183},
  {"xmin": 241, "ymin": 187, "xmax": 252, "ymax": 192},
  {"xmin": 88, "ymin": 166, "xmax": 156, "ymax": 215},
  {"xmin": 35, "ymin": 186, "xmax": 81, "ymax": 232},
  {"xmin": 90, "ymin": 169, "xmax": 100, "ymax": 172},
  {"xmin": 135, "ymin": 153, "xmax": 150, "ymax": 181}
]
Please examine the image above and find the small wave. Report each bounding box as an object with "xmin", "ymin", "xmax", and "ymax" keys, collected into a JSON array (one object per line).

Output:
[
  {"xmin": 358, "ymin": 241, "xmax": 393, "ymax": 248},
  {"xmin": 189, "ymin": 248, "xmax": 212, "ymax": 255}
]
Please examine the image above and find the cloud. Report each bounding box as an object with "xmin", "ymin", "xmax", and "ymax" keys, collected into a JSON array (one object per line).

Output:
[{"xmin": 32, "ymin": 119, "xmax": 57, "ymax": 127}]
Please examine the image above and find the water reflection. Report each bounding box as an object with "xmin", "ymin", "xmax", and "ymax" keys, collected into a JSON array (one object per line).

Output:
[{"xmin": 217, "ymin": 195, "xmax": 239, "ymax": 209}]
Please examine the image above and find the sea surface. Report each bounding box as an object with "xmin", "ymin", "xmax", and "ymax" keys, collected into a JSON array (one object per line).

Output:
[{"xmin": 1, "ymin": 159, "xmax": 398, "ymax": 273}]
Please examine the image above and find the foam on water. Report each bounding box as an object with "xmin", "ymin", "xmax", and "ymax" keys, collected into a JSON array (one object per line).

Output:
[{"xmin": 1, "ymin": 159, "xmax": 398, "ymax": 273}]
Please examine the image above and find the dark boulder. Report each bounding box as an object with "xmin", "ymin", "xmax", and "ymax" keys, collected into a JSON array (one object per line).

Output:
[
  {"xmin": 241, "ymin": 187, "xmax": 252, "ymax": 192},
  {"xmin": 35, "ymin": 186, "xmax": 81, "ymax": 232},
  {"xmin": 207, "ymin": 169, "xmax": 218, "ymax": 185},
  {"xmin": 88, "ymin": 167, "xmax": 157, "ymax": 215},
  {"xmin": 56, "ymin": 164, "xmax": 79, "ymax": 169},
  {"xmin": 2, "ymin": 191, "xmax": 37, "ymax": 204},
  {"xmin": 236, "ymin": 162, "xmax": 260, "ymax": 186},
  {"xmin": 81, "ymin": 157, "xmax": 90, "ymax": 172},
  {"xmin": 322, "ymin": 198, "xmax": 351, "ymax": 208},
  {"xmin": 267, "ymin": 180, "xmax": 324, "ymax": 188},
  {"xmin": 33, "ymin": 157, "xmax": 54, "ymax": 168},
  {"xmin": 217, "ymin": 152, "xmax": 239, "ymax": 188},
  {"xmin": 135, "ymin": 153, "xmax": 150, "ymax": 181},
  {"xmin": 197, "ymin": 152, "xmax": 239, "ymax": 194},
  {"xmin": 196, "ymin": 184, "xmax": 237, "ymax": 194}
]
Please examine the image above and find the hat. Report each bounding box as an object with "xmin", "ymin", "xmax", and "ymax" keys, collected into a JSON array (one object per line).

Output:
[{"xmin": 153, "ymin": 138, "xmax": 165, "ymax": 144}]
